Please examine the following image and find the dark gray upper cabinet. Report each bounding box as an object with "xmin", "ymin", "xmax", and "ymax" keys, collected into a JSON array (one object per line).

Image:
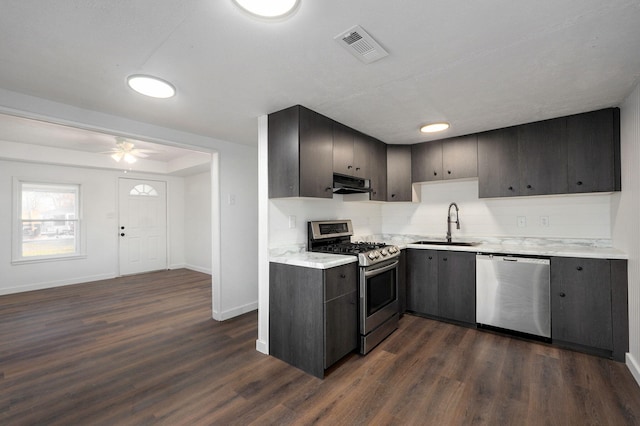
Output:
[
  {"xmin": 442, "ymin": 135, "xmax": 478, "ymax": 180},
  {"xmin": 479, "ymin": 108, "xmax": 620, "ymax": 198},
  {"xmin": 332, "ymin": 121, "xmax": 355, "ymax": 176},
  {"xmin": 369, "ymin": 137, "xmax": 387, "ymax": 201},
  {"xmin": 268, "ymin": 105, "xmax": 334, "ymax": 199},
  {"xmin": 386, "ymin": 145, "xmax": 412, "ymax": 201},
  {"xmin": 566, "ymin": 108, "xmax": 621, "ymax": 193},
  {"xmin": 411, "ymin": 141, "xmax": 442, "ymax": 182},
  {"xmin": 518, "ymin": 117, "xmax": 568, "ymax": 196},
  {"xmin": 412, "ymin": 135, "xmax": 478, "ymax": 183},
  {"xmin": 352, "ymin": 131, "xmax": 372, "ymax": 179},
  {"xmin": 477, "ymin": 127, "xmax": 520, "ymax": 197},
  {"xmin": 550, "ymin": 257, "xmax": 613, "ymax": 352}
]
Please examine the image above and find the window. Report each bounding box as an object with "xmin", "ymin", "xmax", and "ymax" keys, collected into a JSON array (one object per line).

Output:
[
  {"xmin": 14, "ymin": 181, "xmax": 82, "ymax": 262},
  {"xmin": 130, "ymin": 184, "xmax": 158, "ymax": 196}
]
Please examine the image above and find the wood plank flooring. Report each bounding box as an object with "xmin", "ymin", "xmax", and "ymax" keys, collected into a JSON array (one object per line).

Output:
[{"xmin": 2, "ymin": 269, "xmax": 640, "ymax": 425}]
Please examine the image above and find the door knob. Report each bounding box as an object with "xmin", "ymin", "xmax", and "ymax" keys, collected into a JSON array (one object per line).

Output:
[
  {"xmin": 120, "ymin": 226, "xmax": 125, "ymax": 230},
  {"xmin": 120, "ymin": 233, "xmax": 125, "ymax": 237}
]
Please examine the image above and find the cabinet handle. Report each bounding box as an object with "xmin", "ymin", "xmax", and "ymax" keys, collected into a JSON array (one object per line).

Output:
[
  {"xmin": 442, "ymin": 257, "xmax": 448, "ymax": 261},
  {"xmin": 559, "ymin": 292, "xmax": 566, "ymax": 298},
  {"xmin": 348, "ymin": 165, "xmax": 353, "ymax": 169},
  {"xmin": 433, "ymin": 171, "xmax": 437, "ymax": 176},
  {"xmin": 526, "ymin": 184, "xmax": 532, "ymax": 189},
  {"xmin": 373, "ymin": 191, "xmax": 377, "ymax": 195},
  {"xmin": 447, "ymin": 170, "xmax": 452, "ymax": 175},
  {"xmin": 356, "ymin": 167, "xmax": 361, "ymax": 171},
  {"xmin": 325, "ymin": 186, "xmax": 332, "ymax": 192},
  {"xmin": 576, "ymin": 266, "xmax": 583, "ymax": 271},
  {"xmin": 340, "ymin": 273, "xmax": 346, "ymax": 278},
  {"xmin": 577, "ymin": 181, "xmax": 583, "ymax": 186},
  {"xmin": 428, "ymin": 256, "xmax": 432, "ymax": 260},
  {"xmin": 508, "ymin": 186, "xmax": 514, "ymax": 191},
  {"xmin": 391, "ymin": 193, "xmax": 396, "ymax": 198}
]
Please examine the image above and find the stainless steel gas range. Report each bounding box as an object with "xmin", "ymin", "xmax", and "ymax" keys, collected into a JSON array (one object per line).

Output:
[{"xmin": 308, "ymin": 220, "xmax": 400, "ymax": 354}]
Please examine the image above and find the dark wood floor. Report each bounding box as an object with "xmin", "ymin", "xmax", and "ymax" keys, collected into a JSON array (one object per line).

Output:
[{"xmin": 2, "ymin": 269, "xmax": 640, "ymax": 425}]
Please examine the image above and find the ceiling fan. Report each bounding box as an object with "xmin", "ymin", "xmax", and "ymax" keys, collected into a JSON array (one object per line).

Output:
[{"xmin": 104, "ymin": 137, "xmax": 156, "ymax": 164}]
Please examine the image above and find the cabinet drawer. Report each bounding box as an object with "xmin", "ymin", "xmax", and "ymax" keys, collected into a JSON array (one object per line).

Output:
[{"xmin": 324, "ymin": 263, "xmax": 358, "ymax": 301}]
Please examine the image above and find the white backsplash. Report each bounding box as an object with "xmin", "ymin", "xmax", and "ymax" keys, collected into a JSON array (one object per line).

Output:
[{"xmin": 269, "ymin": 179, "xmax": 614, "ymax": 248}]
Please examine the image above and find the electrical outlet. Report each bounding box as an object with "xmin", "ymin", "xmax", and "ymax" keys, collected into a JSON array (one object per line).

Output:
[
  {"xmin": 540, "ymin": 216, "xmax": 549, "ymax": 227},
  {"xmin": 517, "ymin": 216, "xmax": 527, "ymax": 227}
]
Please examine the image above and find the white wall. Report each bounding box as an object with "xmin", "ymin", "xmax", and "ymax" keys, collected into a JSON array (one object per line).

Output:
[
  {"xmin": 184, "ymin": 171, "xmax": 212, "ymax": 273},
  {"xmin": 0, "ymin": 160, "xmax": 186, "ymax": 294},
  {"xmin": 612, "ymin": 81, "xmax": 640, "ymax": 385},
  {"xmin": 0, "ymin": 88, "xmax": 258, "ymax": 321},
  {"xmin": 383, "ymin": 180, "xmax": 614, "ymax": 240},
  {"xmin": 269, "ymin": 195, "xmax": 383, "ymax": 248}
]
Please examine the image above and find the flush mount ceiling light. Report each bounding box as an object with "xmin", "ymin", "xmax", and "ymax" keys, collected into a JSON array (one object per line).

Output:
[
  {"xmin": 420, "ymin": 122, "xmax": 450, "ymax": 133},
  {"xmin": 127, "ymin": 74, "xmax": 176, "ymax": 99},
  {"xmin": 232, "ymin": 0, "xmax": 299, "ymax": 18}
]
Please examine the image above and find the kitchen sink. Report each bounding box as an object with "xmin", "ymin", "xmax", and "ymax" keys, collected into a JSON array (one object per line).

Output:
[{"xmin": 413, "ymin": 240, "xmax": 479, "ymax": 246}]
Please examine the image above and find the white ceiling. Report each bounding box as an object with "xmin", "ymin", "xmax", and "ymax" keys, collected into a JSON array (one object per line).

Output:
[{"xmin": 1, "ymin": 0, "xmax": 640, "ymax": 148}]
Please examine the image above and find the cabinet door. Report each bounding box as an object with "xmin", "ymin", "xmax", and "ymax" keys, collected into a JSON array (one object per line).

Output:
[
  {"xmin": 387, "ymin": 145, "xmax": 412, "ymax": 201},
  {"xmin": 332, "ymin": 121, "xmax": 354, "ymax": 176},
  {"xmin": 566, "ymin": 108, "xmax": 618, "ymax": 193},
  {"xmin": 269, "ymin": 263, "xmax": 324, "ymax": 378},
  {"xmin": 438, "ymin": 251, "xmax": 476, "ymax": 324},
  {"xmin": 412, "ymin": 141, "xmax": 443, "ymax": 182},
  {"xmin": 397, "ymin": 250, "xmax": 407, "ymax": 315},
  {"xmin": 352, "ymin": 131, "xmax": 371, "ymax": 178},
  {"xmin": 406, "ymin": 249, "xmax": 438, "ymax": 316},
  {"xmin": 518, "ymin": 117, "xmax": 568, "ymax": 196},
  {"xmin": 268, "ymin": 106, "xmax": 300, "ymax": 198},
  {"xmin": 442, "ymin": 135, "xmax": 478, "ymax": 180},
  {"xmin": 550, "ymin": 257, "xmax": 612, "ymax": 351},
  {"xmin": 477, "ymin": 127, "xmax": 519, "ymax": 197},
  {"xmin": 299, "ymin": 107, "xmax": 334, "ymax": 198},
  {"xmin": 324, "ymin": 291, "xmax": 357, "ymax": 368},
  {"xmin": 369, "ymin": 138, "xmax": 387, "ymax": 201}
]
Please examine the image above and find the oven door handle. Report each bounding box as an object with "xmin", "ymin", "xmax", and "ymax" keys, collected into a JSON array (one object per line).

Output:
[{"xmin": 364, "ymin": 260, "xmax": 399, "ymax": 277}]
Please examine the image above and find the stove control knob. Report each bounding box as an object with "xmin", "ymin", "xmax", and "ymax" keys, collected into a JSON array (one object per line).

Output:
[
  {"xmin": 389, "ymin": 246, "xmax": 397, "ymax": 254},
  {"xmin": 368, "ymin": 251, "xmax": 377, "ymax": 260},
  {"xmin": 381, "ymin": 249, "xmax": 389, "ymax": 256}
]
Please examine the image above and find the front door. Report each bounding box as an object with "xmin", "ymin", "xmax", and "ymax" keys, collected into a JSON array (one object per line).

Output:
[{"xmin": 118, "ymin": 178, "xmax": 167, "ymax": 275}]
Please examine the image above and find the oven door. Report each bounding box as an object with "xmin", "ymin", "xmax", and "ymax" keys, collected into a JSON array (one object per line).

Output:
[{"xmin": 360, "ymin": 259, "xmax": 399, "ymax": 335}]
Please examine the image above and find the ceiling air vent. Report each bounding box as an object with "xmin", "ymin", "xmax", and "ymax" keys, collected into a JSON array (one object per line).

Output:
[{"xmin": 334, "ymin": 25, "xmax": 389, "ymax": 64}]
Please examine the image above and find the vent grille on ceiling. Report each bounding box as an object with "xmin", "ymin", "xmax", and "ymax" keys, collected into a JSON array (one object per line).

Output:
[{"xmin": 334, "ymin": 25, "xmax": 389, "ymax": 64}]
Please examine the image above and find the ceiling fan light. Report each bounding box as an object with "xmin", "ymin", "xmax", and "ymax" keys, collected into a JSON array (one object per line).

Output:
[
  {"xmin": 111, "ymin": 152, "xmax": 123, "ymax": 162},
  {"xmin": 127, "ymin": 75, "xmax": 176, "ymax": 99},
  {"xmin": 232, "ymin": 0, "xmax": 299, "ymax": 18},
  {"xmin": 123, "ymin": 153, "xmax": 138, "ymax": 164},
  {"xmin": 420, "ymin": 122, "xmax": 450, "ymax": 133}
]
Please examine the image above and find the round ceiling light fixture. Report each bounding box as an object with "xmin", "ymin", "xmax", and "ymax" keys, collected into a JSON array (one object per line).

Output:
[
  {"xmin": 232, "ymin": 0, "xmax": 300, "ymax": 18},
  {"xmin": 127, "ymin": 74, "xmax": 176, "ymax": 99},
  {"xmin": 420, "ymin": 122, "xmax": 450, "ymax": 133}
]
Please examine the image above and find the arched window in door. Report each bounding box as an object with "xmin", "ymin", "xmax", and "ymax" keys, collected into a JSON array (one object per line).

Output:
[{"xmin": 129, "ymin": 184, "xmax": 158, "ymax": 196}]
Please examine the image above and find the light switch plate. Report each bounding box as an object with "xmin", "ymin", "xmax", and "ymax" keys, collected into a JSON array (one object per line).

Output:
[{"xmin": 540, "ymin": 216, "xmax": 549, "ymax": 227}]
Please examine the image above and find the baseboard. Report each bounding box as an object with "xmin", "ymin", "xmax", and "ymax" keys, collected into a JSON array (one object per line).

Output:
[
  {"xmin": 182, "ymin": 264, "xmax": 212, "ymax": 275},
  {"xmin": 0, "ymin": 272, "xmax": 117, "ymax": 296},
  {"xmin": 627, "ymin": 352, "xmax": 640, "ymax": 387},
  {"xmin": 218, "ymin": 301, "xmax": 258, "ymax": 321},
  {"xmin": 256, "ymin": 338, "xmax": 268, "ymax": 354}
]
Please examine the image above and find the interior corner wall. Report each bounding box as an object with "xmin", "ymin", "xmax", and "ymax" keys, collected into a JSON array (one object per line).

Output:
[
  {"xmin": 612, "ymin": 81, "xmax": 640, "ymax": 386},
  {"xmin": 184, "ymin": 171, "xmax": 212, "ymax": 274}
]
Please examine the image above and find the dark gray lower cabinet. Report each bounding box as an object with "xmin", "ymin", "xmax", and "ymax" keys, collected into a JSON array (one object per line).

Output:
[
  {"xmin": 437, "ymin": 251, "xmax": 476, "ymax": 325},
  {"xmin": 406, "ymin": 249, "xmax": 438, "ymax": 316},
  {"xmin": 269, "ymin": 262, "xmax": 358, "ymax": 378},
  {"xmin": 406, "ymin": 249, "xmax": 475, "ymax": 325},
  {"xmin": 550, "ymin": 257, "xmax": 628, "ymax": 361}
]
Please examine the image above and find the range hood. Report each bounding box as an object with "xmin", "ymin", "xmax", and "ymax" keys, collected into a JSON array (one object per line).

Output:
[{"xmin": 333, "ymin": 174, "xmax": 373, "ymax": 194}]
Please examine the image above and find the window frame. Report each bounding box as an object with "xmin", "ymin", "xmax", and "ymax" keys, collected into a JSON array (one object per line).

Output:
[{"xmin": 12, "ymin": 178, "xmax": 86, "ymax": 264}]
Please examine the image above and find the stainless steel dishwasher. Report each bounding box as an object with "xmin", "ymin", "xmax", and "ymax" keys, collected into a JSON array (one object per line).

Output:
[{"xmin": 476, "ymin": 254, "xmax": 551, "ymax": 338}]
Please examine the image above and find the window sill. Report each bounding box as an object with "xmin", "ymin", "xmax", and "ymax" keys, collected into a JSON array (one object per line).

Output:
[{"xmin": 12, "ymin": 254, "xmax": 88, "ymax": 266}]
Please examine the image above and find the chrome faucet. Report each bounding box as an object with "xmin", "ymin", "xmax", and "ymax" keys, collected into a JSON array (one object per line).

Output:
[{"xmin": 446, "ymin": 202, "xmax": 460, "ymax": 243}]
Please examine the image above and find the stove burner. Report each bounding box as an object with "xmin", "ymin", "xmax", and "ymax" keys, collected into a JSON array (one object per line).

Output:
[{"xmin": 316, "ymin": 242, "xmax": 388, "ymax": 255}]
